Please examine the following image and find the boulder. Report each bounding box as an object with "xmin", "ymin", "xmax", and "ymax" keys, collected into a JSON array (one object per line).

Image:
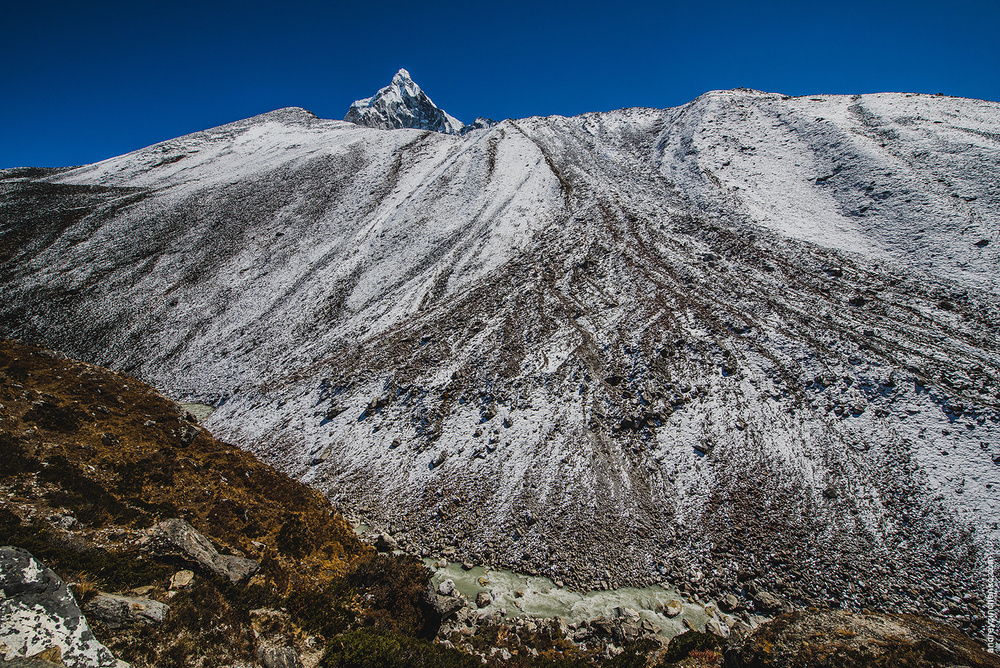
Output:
[
  {"xmin": 663, "ymin": 599, "xmax": 683, "ymax": 617},
  {"xmin": 614, "ymin": 621, "xmax": 641, "ymax": 643},
  {"xmin": 423, "ymin": 582, "xmax": 463, "ymax": 621},
  {"xmin": 169, "ymin": 569, "xmax": 194, "ymax": 589},
  {"xmin": 172, "ymin": 424, "xmax": 201, "ymax": 446},
  {"xmin": 475, "ymin": 591, "xmax": 492, "ymax": 608},
  {"xmin": 436, "ymin": 579, "xmax": 456, "ymax": 596},
  {"xmin": 719, "ymin": 593, "xmax": 740, "ymax": 612},
  {"xmin": 589, "ymin": 616, "xmax": 617, "ymax": 638},
  {"xmin": 83, "ymin": 593, "xmax": 169, "ymax": 628},
  {"xmin": 374, "ymin": 533, "xmax": 398, "ymax": 552},
  {"xmin": 256, "ymin": 645, "xmax": 303, "ymax": 668},
  {"xmin": 0, "ymin": 546, "xmax": 127, "ymax": 668},
  {"xmin": 705, "ymin": 617, "xmax": 729, "ymax": 638},
  {"xmin": 615, "ymin": 606, "xmax": 641, "ymax": 623},
  {"xmin": 729, "ymin": 609, "xmax": 1000, "ymax": 668},
  {"xmin": 141, "ymin": 518, "xmax": 258, "ymax": 585},
  {"xmin": 640, "ymin": 618, "xmax": 659, "ymax": 635},
  {"xmin": 753, "ymin": 590, "xmax": 785, "ymax": 614}
]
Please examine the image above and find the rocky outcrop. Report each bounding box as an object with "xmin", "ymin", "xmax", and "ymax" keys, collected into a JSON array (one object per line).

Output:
[
  {"xmin": 728, "ymin": 609, "xmax": 1000, "ymax": 667},
  {"xmin": 0, "ymin": 546, "xmax": 127, "ymax": 668},
  {"xmin": 83, "ymin": 594, "xmax": 169, "ymax": 629},
  {"xmin": 141, "ymin": 518, "xmax": 259, "ymax": 585}
]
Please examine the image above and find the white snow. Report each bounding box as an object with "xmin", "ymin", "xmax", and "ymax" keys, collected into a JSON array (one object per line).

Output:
[{"xmin": 6, "ymin": 88, "xmax": 1000, "ymax": 599}]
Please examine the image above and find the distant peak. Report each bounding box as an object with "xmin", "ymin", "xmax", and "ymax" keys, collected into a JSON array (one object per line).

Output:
[{"xmin": 344, "ymin": 69, "xmax": 464, "ymax": 134}]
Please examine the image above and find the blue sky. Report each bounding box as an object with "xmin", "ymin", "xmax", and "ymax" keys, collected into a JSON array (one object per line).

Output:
[{"xmin": 2, "ymin": 0, "xmax": 998, "ymax": 168}]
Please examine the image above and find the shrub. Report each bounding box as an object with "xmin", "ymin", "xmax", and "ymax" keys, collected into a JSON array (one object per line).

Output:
[
  {"xmin": 658, "ymin": 631, "xmax": 723, "ymax": 664},
  {"xmin": 320, "ymin": 630, "xmax": 479, "ymax": 668}
]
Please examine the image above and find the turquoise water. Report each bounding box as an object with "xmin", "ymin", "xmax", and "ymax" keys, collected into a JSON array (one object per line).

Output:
[
  {"xmin": 178, "ymin": 402, "xmax": 215, "ymax": 422},
  {"xmin": 425, "ymin": 559, "xmax": 710, "ymax": 638}
]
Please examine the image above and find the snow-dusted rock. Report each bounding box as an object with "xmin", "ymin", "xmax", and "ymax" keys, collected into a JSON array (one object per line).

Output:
[
  {"xmin": 374, "ymin": 533, "xmax": 398, "ymax": 552},
  {"xmin": 0, "ymin": 546, "xmax": 127, "ymax": 668}
]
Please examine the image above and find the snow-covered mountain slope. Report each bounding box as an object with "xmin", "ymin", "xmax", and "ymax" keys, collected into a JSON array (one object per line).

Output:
[
  {"xmin": 345, "ymin": 68, "xmax": 465, "ymax": 133},
  {"xmin": 2, "ymin": 89, "xmax": 999, "ymax": 633}
]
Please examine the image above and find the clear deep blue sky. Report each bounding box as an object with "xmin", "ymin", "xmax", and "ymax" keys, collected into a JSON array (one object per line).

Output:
[{"xmin": 3, "ymin": 0, "xmax": 998, "ymax": 168}]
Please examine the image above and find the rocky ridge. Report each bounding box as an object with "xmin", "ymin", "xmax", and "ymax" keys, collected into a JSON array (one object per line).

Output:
[{"xmin": 1, "ymin": 78, "xmax": 998, "ymax": 640}]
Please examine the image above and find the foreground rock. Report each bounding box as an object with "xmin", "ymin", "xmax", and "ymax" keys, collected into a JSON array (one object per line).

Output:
[
  {"xmin": 0, "ymin": 546, "xmax": 127, "ymax": 668},
  {"xmin": 729, "ymin": 609, "xmax": 1000, "ymax": 668},
  {"xmin": 141, "ymin": 518, "xmax": 259, "ymax": 585},
  {"xmin": 83, "ymin": 594, "xmax": 169, "ymax": 629}
]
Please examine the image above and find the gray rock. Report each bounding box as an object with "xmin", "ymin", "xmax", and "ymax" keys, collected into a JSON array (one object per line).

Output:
[
  {"xmin": 142, "ymin": 518, "xmax": 259, "ymax": 585},
  {"xmin": 640, "ymin": 618, "xmax": 659, "ymax": 635},
  {"xmin": 437, "ymin": 578, "xmax": 456, "ymax": 596},
  {"xmin": 83, "ymin": 593, "xmax": 169, "ymax": 628},
  {"xmin": 424, "ymin": 583, "xmax": 463, "ymax": 621},
  {"xmin": 256, "ymin": 646, "xmax": 303, "ymax": 668},
  {"xmin": 614, "ymin": 606, "xmax": 640, "ymax": 623},
  {"xmin": 475, "ymin": 591, "xmax": 492, "ymax": 608},
  {"xmin": 172, "ymin": 423, "xmax": 201, "ymax": 446},
  {"xmin": 614, "ymin": 621, "xmax": 640, "ymax": 643},
  {"xmin": 0, "ymin": 546, "xmax": 128, "ymax": 667},
  {"xmin": 589, "ymin": 616, "xmax": 616, "ymax": 638}
]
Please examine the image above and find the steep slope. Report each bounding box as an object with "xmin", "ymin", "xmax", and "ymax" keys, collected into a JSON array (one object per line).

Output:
[
  {"xmin": 0, "ymin": 340, "xmax": 436, "ymax": 667},
  {"xmin": 345, "ymin": 68, "xmax": 465, "ymax": 133},
  {"xmin": 1, "ymin": 89, "xmax": 999, "ymax": 639}
]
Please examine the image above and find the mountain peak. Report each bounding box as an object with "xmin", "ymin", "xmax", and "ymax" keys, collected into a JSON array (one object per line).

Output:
[
  {"xmin": 391, "ymin": 68, "xmax": 412, "ymax": 84},
  {"xmin": 344, "ymin": 69, "xmax": 464, "ymax": 134}
]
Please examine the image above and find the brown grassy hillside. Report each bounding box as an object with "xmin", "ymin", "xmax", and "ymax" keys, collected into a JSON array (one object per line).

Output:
[{"xmin": 0, "ymin": 339, "xmax": 443, "ymax": 667}]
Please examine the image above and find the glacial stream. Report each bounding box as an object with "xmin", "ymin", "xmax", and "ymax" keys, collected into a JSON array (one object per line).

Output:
[
  {"xmin": 178, "ymin": 402, "xmax": 216, "ymax": 422},
  {"xmin": 354, "ymin": 524, "xmax": 711, "ymax": 639},
  {"xmin": 425, "ymin": 560, "xmax": 710, "ymax": 638}
]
